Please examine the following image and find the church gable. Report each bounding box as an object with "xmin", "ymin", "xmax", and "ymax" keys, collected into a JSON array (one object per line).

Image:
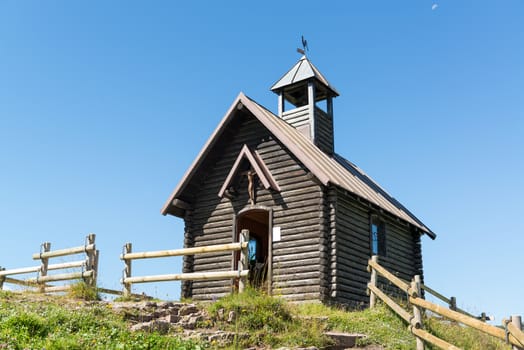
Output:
[{"xmin": 218, "ymin": 144, "xmax": 280, "ymax": 204}]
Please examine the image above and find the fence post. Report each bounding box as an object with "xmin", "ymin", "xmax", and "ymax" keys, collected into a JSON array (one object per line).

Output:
[
  {"xmin": 39, "ymin": 242, "xmax": 51, "ymax": 293},
  {"xmin": 0, "ymin": 267, "xmax": 5, "ymax": 290},
  {"xmin": 123, "ymin": 243, "xmax": 132, "ymax": 297},
  {"xmin": 411, "ymin": 275, "xmax": 425, "ymax": 350},
  {"xmin": 91, "ymin": 249, "xmax": 99, "ymax": 288},
  {"xmin": 238, "ymin": 229, "xmax": 249, "ymax": 293},
  {"xmin": 85, "ymin": 234, "xmax": 97, "ymax": 288},
  {"xmin": 450, "ymin": 296, "xmax": 457, "ymax": 311},
  {"xmin": 369, "ymin": 255, "xmax": 378, "ymax": 308},
  {"xmin": 511, "ymin": 315, "xmax": 523, "ymax": 350}
]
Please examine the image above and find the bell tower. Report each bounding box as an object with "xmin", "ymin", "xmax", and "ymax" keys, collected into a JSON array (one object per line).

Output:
[{"xmin": 270, "ymin": 55, "xmax": 339, "ymax": 155}]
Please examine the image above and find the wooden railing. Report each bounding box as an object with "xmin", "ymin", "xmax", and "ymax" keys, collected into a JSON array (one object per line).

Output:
[
  {"xmin": 0, "ymin": 234, "xmax": 98, "ymax": 293},
  {"xmin": 120, "ymin": 229, "xmax": 250, "ymax": 296},
  {"xmin": 368, "ymin": 256, "xmax": 524, "ymax": 350}
]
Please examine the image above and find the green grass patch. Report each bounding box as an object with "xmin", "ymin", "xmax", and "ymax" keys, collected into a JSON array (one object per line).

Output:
[
  {"xmin": 425, "ymin": 316, "xmax": 512, "ymax": 350},
  {"xmin": 0, "ymin": 291, "xmax": 204, "ymax": 350},
  {"xmin": 207, "ymin": 287, "xmax": 330, "ymax": 348},
  {"xmin": 67, "ymin": 281, "xmax": 100, "ymax": 301},
  {"xmin": 295, "ymin": 302, "xmax": 415, "ymax": 349}
]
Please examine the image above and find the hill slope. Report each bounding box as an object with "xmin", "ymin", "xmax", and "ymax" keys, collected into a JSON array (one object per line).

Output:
[{"xmin": 0, "ymin": 288, "xmax": 512, "ymax": 349}]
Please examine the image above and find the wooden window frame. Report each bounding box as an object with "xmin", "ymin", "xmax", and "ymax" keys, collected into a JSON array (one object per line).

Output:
[{"xmin": 370, "ymin": 214, "xmax": 387, "ymax": 257}]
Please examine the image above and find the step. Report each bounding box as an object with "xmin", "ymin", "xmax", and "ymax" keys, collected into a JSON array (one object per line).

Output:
[{"xmin": 324, "ymin": 331, "xmax": 366, "ymax": 349}]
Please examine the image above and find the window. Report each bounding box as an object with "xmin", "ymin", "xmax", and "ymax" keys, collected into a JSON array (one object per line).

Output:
[{"xmin": 370, "ymin": 215, "xmax": 386, "ymax": 256}]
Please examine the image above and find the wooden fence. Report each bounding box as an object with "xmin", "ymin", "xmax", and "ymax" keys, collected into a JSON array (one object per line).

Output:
[
  {"xmin": 120, "ymin": 229, "xmax": 250, "ymax": 296},
  {"xmin": 368, "ymin": 256, "xmax": 524, "ymax": 350},
  {"xmin": 0, "ymin": 234, "xmax": 98, "ymax": 293}
]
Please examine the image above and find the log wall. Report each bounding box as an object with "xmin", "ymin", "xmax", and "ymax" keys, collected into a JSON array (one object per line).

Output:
[
  {"xmin": 180, "ymin": 109, "xmax": 423, "ymax": 305},
  {"xmin": 331, "ymin": 188, "xmax": 424, "ymax": 306},
  {"xmin": 183, "ymin": 111, "xmax": 324, "ymax": 301},
  {"xmin": 314, "ymin": 108, "xmax": 334, "ymax": 155}
]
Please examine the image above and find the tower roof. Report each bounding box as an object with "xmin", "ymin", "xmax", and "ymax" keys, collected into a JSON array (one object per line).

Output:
[{"xmin": 270, "ymin": 55, "xmax": 339, "ymax": 97}]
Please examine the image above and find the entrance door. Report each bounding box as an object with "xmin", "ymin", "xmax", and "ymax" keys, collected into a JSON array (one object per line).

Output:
[{"xmin": 234, "ymin": 209, "xmax": 271, "ymax": 292}]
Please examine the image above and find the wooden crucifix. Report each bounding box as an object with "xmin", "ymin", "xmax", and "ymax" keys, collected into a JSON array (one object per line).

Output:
[{"xmin": 241, "ymin": 169, "xmax": 257, "ymax": 205}]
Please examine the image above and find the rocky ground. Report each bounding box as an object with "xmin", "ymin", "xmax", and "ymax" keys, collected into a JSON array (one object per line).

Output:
[{"xmin": 110, "ymin": 300, "xmax": 382, "ymax": 349}]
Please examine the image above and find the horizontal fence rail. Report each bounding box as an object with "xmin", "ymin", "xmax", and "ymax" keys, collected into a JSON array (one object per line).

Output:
[
  {"xmin": 0, "ymin": 234, "xmax": 98, "ymax": 294},
  {"xmin": 120, "ymin": 242, "xmax": 247, "ymax": 260},
  {"xmin": 368, "ymin": 255, "xmax": 524, "ymax": 350},
  {"xmin": 120, "ymin": 229, "xmax": 250, "ymax": 296}
]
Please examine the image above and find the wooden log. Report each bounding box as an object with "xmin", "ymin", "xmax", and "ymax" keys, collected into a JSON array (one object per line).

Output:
[
  {"xmin": 411, "ymin": 276, "xmax": 425, "ymax": 350},
  {"xmin": 50, "ymin": 260, "xmax": 86, "ymax": 271},
  {"xmin": 368, "ymin": 258, "xmax": 410, "ymax": 292},
  {"xmin": 91, "ymin": 249, "xmax": 99, "ymax": 288},
  {"xmin": 238, "ymin": 229, "xmax": 249, "ymax": 293},
  {"xmin": 409, "ymin": 296, "xmax": 509, "ymax": 342},
  {"xmin": 32, "ymin": 243, "xmax": 95, "ymax": 260},
  {"xmin": 420, "ymin": 285, "xmax": 476, "ymax": 319},
  {"xmin": 120, "ymin": 242, "xmax": 247, "ymax": 261},
  {"xmin": 0, "ymin": 265, "xmax": 41, "ymax": 276},
  {"xmin": 0, "ymin": 260, "xmax": 87, "ymax": 277},
  {"xmin": 367, "ymin": 283, "xmax": 411, "ymax": 323},
  {"xmin": 39, "ymin": 242, "xmax": 51, "ymax": 293},
  {"xmin": 43, "ymin": 285, "xmax": 71, "ymax": 293},
  {"xmin": 4, "ymin": 277, "xmax": 40, "ymax": 287},
  {"xmin": 504, "ymin": 317, "xmax": 524, "ymax": 350},
  {"xmin": 409, "ymin": 327, "xmax": 461, "ymax": 350},
  {"xmin": 123, "ymin": 243, "xmax": 132, "ymax": 297},
  {"xmin": 123, "ymin": 270, "xmax": 249, "ymax": 284},
  {"xmin": 0, "ymin": 267, "xmax": 4, "ymax": 289},
  {"xmin": 97, "ymin": 287, "xmax": 151, "ymax": 299},
  {"xmin": 85, "ymin": 234, "xmax": 97, "ymax": 287},
  {"xmin": 511, "ymin": 316, "xmax": 524, "ymax": 350},
  {"xmin": 369, "ymin": 255, "xmax": 378, "ymax": 308},
  {"xmin": 29, "ymin": 270, "xmax": 93, "ymax": 283}
]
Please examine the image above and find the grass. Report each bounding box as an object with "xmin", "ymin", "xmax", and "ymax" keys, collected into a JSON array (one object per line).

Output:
[
  {"xmin": 295, "ymin": 302, "xmax": 416, "ymax": 349},
  {"xmin": 424, "ymin": 316, "xmax": 512, "ymax": 350},
  {"xmin": 0, "ymin": 288, "xmax": 515, "ymax": 349},
  {"xmin": 67, "ymin": 281, "xmax": 100, "ymax": 301},
  {"xmin": 207, "ymin": 287, "xmax": 330, "ymax": 348},
  {"xmin": 0, "ymin": 290, "xmax": 204, "ymax": 350}
]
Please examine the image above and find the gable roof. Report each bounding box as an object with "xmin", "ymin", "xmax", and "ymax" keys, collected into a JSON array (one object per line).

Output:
[
  {"xmin": 161, "ymin": 92, "xmax": 435, "ymax": 239},
  {"xmin": 218, "ymin": 144, "xmax": 280, "ymax": 198}
]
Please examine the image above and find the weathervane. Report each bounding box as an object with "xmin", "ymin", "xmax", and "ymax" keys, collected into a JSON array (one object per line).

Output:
[{"xmin": 297, "ymin": 35, "xmax": 309, "ymax": 56}]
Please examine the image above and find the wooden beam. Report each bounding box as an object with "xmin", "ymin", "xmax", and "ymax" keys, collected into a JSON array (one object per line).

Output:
[
  {"xmin": 367, "ymin": 283, "xmax": 412, "ymax": 324},
  {"xmin": 28, "ymin": 270, "xmax": 93, "ymax": 283},
  {"xmin": 410, "ymin": 327, "xmax": 461, "ymax": 350},
  {"xmin": 0, "ymin": 266, "xmax": 40, "ymax": 276},
  {"xmin": 123, "ymin": 270, "xmax": 249, "ymax": 284},
  {"xmin": 172, "ymin": 199, "xmax": 190, "ymax": 210},
  {"xmin": 32, "ymin": 244, "xmax": 95, "ymax": 260},
  {"xmin": 409, "ymin": 297, "xmax": 510, "ymax": 343},
  {"xmin": 368, "ymin": 258, "xmax": 410, "ymax": 292},
  {"xmin": 121, "ymin": 242, "xmax": 247, "ymax": 260}
]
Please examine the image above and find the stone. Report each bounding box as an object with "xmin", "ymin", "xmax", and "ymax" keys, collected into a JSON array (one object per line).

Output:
[
  {"xmin": 164, "ymin": 314, "xmax": 180, "ymax": 323},
  {"xmin": 217, "ymin": 308, "xmax": 225, "ymax": 320},
  {"xmin": 145, "ymin": 301, "xmax": 157, "ymax": 308},
  {"xmin": 227, "ymin": 310, "xmax": 236, "ymax": 323},
  {"xmin": 158, "ymin": 301, "xmax": 174, "ymax": 309},
  {"xmin": 130, "ymin": 320, "xmax": 171, "ymax": 334},
  {"xmin": 324, "ymin": 331, "xmax": 365, "ymax": 350},
  {"xmin": 179, "ymin": 304, "xmax": 199, "ymax": 316}
]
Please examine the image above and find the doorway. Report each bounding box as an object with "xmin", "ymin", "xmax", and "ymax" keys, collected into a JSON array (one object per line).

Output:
[{"xmin": 234, "ymin": 208, "xmax": 272, "ymax": 292}]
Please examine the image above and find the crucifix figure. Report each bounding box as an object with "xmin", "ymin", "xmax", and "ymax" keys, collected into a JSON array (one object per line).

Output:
[{"xmin": 247, "ymin": 169, "xmax": 256, "ymax": 205}]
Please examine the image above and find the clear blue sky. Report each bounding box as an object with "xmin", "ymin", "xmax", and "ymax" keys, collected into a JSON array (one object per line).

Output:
[{"xmin": 1, "ymin": 1, "xmax": 522, "ymax": 323}]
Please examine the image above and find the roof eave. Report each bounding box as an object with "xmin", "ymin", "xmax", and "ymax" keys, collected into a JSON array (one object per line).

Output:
[{"xmin": 160, "ymin": 92, "xmax": 247, "ymax": 216}]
